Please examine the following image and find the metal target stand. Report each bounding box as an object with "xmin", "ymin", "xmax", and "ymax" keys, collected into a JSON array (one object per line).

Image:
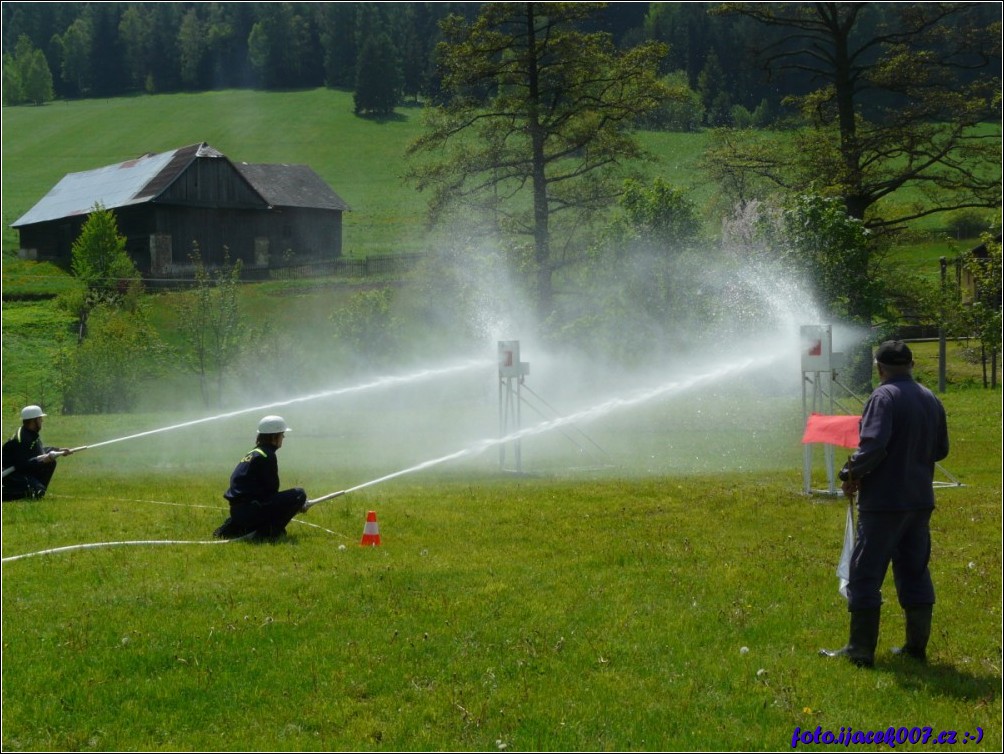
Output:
[
  {"xmin": 498, "ymin": 340, "xmax": 530, "ymax": 473},
  {"xmin": 801, "ymin": 325, "xmax": 850, "ymax": 496}
]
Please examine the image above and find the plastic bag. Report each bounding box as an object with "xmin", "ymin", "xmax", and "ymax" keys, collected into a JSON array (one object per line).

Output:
[{"xmin": 837, "ymin": 502, "xmax": 855, "ymax": 600}]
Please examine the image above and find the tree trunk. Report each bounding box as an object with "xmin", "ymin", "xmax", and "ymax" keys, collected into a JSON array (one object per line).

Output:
[{"xmin": 525, "ymin": 3, "xmax": 552, "ymax": 323}]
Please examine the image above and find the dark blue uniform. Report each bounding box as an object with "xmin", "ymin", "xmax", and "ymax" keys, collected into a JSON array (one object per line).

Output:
[
  {"xmin": 2, "ymin": 426, "xmax": 57, "ymax": 501},
  {"xmin": 841, "ymin": 374, "xmax": 949, "ymax": 611},
  {"xmin": 215, "ymin": 444, "xmax": 305, "ymax": 540}
]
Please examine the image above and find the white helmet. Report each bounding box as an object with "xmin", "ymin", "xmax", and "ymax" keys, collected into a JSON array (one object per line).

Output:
[
  {"xmin": 21, "ymin": 405, "xmax": 47, "ymax": 421},
  {"xmin": 257, "ymin": 415, "xmax": 291, "ymax": 434}
]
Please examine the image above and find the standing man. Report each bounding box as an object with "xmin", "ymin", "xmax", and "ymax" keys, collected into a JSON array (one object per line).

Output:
[
  {"xmin": 2, "ymin": 405, "xmax": 73, "ymax": 501},
  {"xmin": 821, "ymin": 341, "xmax": 949, "ymax": 667},
  {"xmin": 214, "ymin": 415, "xmax": 308, "ymax": 541}
]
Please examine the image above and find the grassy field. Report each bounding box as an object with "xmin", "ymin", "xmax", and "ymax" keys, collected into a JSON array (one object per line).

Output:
[
  {"xmin": 2, "ymin": 88, "xmax": 1000, "ymax": 752},
  {"xmin": 0, "ymin": 89, "xmax": 716, "ymax": 260},
  {"xmin": 1, "ymin": 361, "xmax": 1000, "ymax": 751}
]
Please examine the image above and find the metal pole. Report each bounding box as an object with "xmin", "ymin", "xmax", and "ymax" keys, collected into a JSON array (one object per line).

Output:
[
  {"xmin": 515, "ymin": 377, "xmax": 523, "ymax": 473},
  {"xmin": 802, "ymin": 372, "xmax": 811, "ymax": 494},
  {"xmin": 939, "ymin": 256, "xmax": 947, "ymax": 394},
  {"xmin": 499, "ymin": 375, "xmax": 505, "ymax": 469}
]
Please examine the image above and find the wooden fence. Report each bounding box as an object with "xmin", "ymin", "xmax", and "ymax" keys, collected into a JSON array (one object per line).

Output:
[{"xmin": 147, "ymin": 252, "xmax": 425, "ymax": 287}]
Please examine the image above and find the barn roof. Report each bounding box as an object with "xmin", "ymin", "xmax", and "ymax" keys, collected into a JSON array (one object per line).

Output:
[
  {"xmin": 236, "ymin": 163, "xmax": 351, "ymax": 212},
  {"xmin": 11, "ymin": 143, "xmax": 348, "ymax": 227}
]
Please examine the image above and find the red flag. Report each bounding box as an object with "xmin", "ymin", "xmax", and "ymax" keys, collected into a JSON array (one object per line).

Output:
[{"xmin": 802, "ymin": 413, "xmax": 861, "ymax": 449}]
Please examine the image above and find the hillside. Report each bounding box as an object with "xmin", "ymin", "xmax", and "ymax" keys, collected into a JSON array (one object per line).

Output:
[
  {"xmin": 2, "ymin": 89, "xmax": 997, "ymax": 417},
  {"xmin": 1, "ymin": 88, "xmax": 716, "ymax": 260}
]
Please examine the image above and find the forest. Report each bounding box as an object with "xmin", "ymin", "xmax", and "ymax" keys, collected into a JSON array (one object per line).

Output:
[{"xmin": 3, "ymin": 2, "xmax": 1000, "ymax": 125}]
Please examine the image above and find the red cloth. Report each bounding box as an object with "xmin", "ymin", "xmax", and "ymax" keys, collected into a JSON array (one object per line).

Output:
[{"xmin": 802, "ymin": 413, "xmax": 861, "ymax": 449}]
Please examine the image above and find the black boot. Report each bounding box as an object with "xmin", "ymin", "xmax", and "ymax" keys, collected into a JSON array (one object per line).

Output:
[
  {"xmin": 891, "ymin": 605, "xmax": 932, "ymax": 661},
  {"xmin": 214, "ymin": 517, "xmax": 242, "ymax": 539},
  {"xmin": 819, "ymin": 607, "xmax": 881, "ymax": 667}
]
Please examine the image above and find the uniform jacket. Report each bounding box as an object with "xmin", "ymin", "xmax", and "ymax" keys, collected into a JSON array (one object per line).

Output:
[
  {"xmin": 845, "ymin": 374, "xmax": 949, "ymax": 511},
  {"xmin": 224, "ymin": 444, "xmax": 280, "ymax": 506},
  {"xmin": 2, "ymin": 426, "xmax": 47, "ymax": 476}
]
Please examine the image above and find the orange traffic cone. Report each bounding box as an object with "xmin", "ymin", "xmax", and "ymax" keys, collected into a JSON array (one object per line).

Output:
[{"xmin": 360, "ymin": 510, "xmax": 382, "ymax": 546}]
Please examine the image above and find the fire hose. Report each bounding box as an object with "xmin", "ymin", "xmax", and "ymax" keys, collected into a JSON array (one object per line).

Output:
[
  {"xmin": 1, "ymin": 446, "xmax": 89, "ymax": 480},
  {"xmin": 302, "ymin": 489, "xmax": 346, "ymax": 510}
]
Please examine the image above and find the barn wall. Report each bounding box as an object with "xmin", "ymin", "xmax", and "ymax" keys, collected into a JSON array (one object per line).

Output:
[
  {"xmin": 16, "ymin": 156, "xmax": 344, "ymax": 274},
  {"xmin": 158, "ymin": 158, "xmax": 265, "ymax": 208},
  {"xmin": 150, "ymin": 205, "xmax": 273, "ymax": 267},
  {"xmin": 17, "ymin": 218, "xmax": 86, "ymax": 264},
  {"xmin": 269, "ymin": 208, "xmax": 343, "ymax": 260}
]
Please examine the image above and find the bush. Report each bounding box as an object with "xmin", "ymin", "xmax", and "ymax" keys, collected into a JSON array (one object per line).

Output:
[{"xmin": 58, "ymin": 305, "xmax": 167, "ymax": 414}]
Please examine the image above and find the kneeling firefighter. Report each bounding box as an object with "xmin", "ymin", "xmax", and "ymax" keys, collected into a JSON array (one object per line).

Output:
[
  {"xmin": 214, "ymin": 415, "xmax": 307, "ymax": 540},
  {"xmin": 2, "ymin": 405, "xmax": 73, "ymax": 501}
]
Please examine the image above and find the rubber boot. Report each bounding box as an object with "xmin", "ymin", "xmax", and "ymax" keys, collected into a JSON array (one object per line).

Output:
[
  {"xmin": 819, "ymin": 607, "xmax": 881, "ymax": 668},
  {"xmin": 891, "ymin": 605, "xmax": 932, "ymax": 661}
]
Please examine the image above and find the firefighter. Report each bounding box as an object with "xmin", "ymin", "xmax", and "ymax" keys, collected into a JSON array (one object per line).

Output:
[
  {"xmin": 2, "ymin": 405, "xmax": 73, "ymax": 501},
  {"xmin": 214, "ymin": 415, "xmax": 308, "ymax": 540}
]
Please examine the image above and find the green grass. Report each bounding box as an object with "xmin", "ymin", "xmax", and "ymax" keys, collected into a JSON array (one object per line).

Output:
[
  {"xmin": 1, "ymin": 89, "xmax": 715, "ymax": 260},
  {"xmin": 2, "ymin": 88, "xmax": 1000, "ymax": 751},
  {"xmin": 2, "ymin": 89, "xmax": 432, "ymax": 257},
  {"xmin": 3, "ymin": 89, "xmax": 991, "ymax": 287},
  {"xmin": 6, "ymin": 89, "xmax": 849, "ymax": 271},
  {"xmin": 1, "ymin": 379, "xmax": 1000, "ymax": 751}
]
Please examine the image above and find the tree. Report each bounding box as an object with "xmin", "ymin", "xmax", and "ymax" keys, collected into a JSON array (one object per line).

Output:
[
  {"xmin": 552, "ymin": 177, "xmax": 708, "ymax": 368},
  {"xmin": 179, "ymin": 247, "xmax": 252, "ymax": 407},
  {"xmin": 1, "ymin": 52, "xmax": 21, "ymax": 105},
  {"xmin": 1, "ymin": 34, "xmax": 53, "ymax": 105},
  {"xmin": 697, "ymin": 48, "xmax": 731, "ymax": 126},
  {"xmin": 147, "ymin": 2, "xmax": 182, "ymax": 92},
  {"xmin": 59, "ymin": 14, "xmax": 92, "ymax": 97},
  {"xmin": 720, "ymin": 193, "xmax": 888, "ymax": 388},
  {"xmin": 615, "ymin": 177, "xmax": 702, "ymax": 252},
  {"xmin": 58, "ymin": 304, "xmax": 165, "ymax": 415},
  {"xmin": 21, "ymin": 47, "xmax": 54, "ymax": 104},
  {"xmin": 353, "ymin": 30, "xmax": 401, "ymax": 115},
  {"xmin": 641, "ymin": 71, "xmax": 705, "ymax": 132},
  {"xmin": 956, "ymin": 233, "xmax": 1002, "ymax": 388},
  {"xmin": 247, "ymin": 3, "xmax": 319, "ymax": 89},
  {"xmin": 118, "ymin": 4, "xmax": 152, "ymax": 91},
  {"xmin": 710, "ymin": 2, "xmax": 1001, "ymax": 231},
  {"xmin": 65, "ymin": 205, "xmax": 141, "ymax": 342},
  {"xmin": 407, "ymin": 2, "xmax": 669, "ymax": 323},
  {"xmin": 178, "ymin": 8, "xmax": 208, "ymax": 89},
  {"xmin": 317, "ymin": 2, "xmax": 358, "ymax": 88}
]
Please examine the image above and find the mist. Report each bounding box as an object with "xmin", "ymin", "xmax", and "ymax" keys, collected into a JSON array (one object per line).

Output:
[{"xmin": 69, "ymin": 226, "xmax": 871, "ymax": 497}]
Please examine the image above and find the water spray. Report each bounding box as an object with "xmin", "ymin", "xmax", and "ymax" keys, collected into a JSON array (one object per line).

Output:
[
  {"xmin": 1, "ymin": 360, "xmax": 490, "ymax": 480},
  {"xmin": 303, "ymin": 349, "xmax": 786, "ymax": 509}
]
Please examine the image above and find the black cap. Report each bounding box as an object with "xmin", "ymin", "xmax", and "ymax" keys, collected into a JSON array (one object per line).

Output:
[{"xmin": 875, "ymin": 340, "xmax": 913, "ymax": 366}]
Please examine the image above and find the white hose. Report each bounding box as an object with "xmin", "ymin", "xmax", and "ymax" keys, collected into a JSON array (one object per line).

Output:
[
  {"xmin": 303, "ymin": 489, "xmax": 346, "ymax": 510},
  {"xmin": 2, "ymin": 535, "xmax": 252, "ymax": 563}
]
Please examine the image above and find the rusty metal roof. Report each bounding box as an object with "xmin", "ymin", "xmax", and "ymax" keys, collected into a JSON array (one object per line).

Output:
[
  {"xmin": 235, "ymin": 163, "xmax": 351, "ymax": 212},
  {"xmin": 11, "ymin": 143, "xmax": 347, "ymax": 227},
  {"xmin": 11, "ymin": 148, "xmax": 183, "ymax": 227}
]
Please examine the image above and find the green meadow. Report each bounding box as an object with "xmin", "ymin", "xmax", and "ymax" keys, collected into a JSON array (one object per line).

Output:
[
  {"xmin": 1, "ymin": 88, "xmax": 716, "ymax": 259},
  {"xmin": 2, "ymin": 89, "xmax": 1002, "ymax": 751},
  {"xmin": 1, "ymin": 344, "xmax": 1001, "ymax": 752}
]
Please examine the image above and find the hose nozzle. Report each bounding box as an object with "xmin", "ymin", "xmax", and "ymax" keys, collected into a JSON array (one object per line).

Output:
[{"xmin": 303, "ymin": 489, "xmax": 347, "ymax": 510}]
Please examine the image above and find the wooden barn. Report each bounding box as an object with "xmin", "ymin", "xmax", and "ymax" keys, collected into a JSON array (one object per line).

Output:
[
  {"xmin": 11, "ymin": 142, "xmax": 351, "ymax": 277},
  {"xmin": 958, "ymin": 233, "xmax": 1003, "ymax": 308}
]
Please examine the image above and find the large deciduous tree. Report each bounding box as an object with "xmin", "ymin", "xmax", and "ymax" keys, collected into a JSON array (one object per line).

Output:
[
  {"xmin": 406, "ymin": 2, "xmax": 669, "ymax": 323},
  {"xmin": 709, "ymin": 2, "xmax": 1001, "ymax": 232}
]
